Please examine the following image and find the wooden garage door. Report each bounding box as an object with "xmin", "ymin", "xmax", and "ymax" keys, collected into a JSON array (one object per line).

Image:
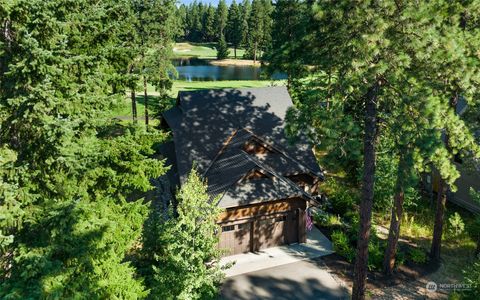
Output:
[
  {"xmin": 219, "ymin": 210, "xmax": 300, "ymax": 255},
  {"xmin": 219, "ymin": 222, "xmax": 252, "ymax": 256},
  {"xmin": 255, "ymin": 211, "xmax": 298, "ymax": 251}
]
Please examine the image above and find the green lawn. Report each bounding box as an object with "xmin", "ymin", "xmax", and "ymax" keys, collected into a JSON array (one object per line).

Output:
[
  {"xmin": 173, "ymin": 42, "xmax": 246, "ymax": 59},
  {"xmin": 110, "ymin": 79, "xmax": 285, "ymax": 119}
]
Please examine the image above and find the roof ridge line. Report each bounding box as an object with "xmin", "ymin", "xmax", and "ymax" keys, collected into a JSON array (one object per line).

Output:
[{"xmin": 203, "ymin": 129, "xmax": 241, "ymax": 177}]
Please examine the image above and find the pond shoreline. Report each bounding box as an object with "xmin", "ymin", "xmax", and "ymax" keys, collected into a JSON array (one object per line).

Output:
[
  {"xmin": 174, "ymin": 56, "xmax": 260, "ymax": 67},
  {"xmin": 172, "ymin": 57, "xmax": 284, "ymax": 81},
  {"xmin": 207, "ymin": 59, "xmax": 261, "ymax": 66}
]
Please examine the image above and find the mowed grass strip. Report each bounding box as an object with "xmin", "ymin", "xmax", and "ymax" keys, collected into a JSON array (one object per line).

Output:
[{"xmin": 173, "ymin": 42, "xmax": 246, "ymax": 59}]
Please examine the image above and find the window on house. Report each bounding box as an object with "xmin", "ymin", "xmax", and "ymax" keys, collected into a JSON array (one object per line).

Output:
[
  {"xmin": 222, "ymin": 225, "xmax": 235, "ymax": 232},
  {"xmin": 237, "ymin": 223, "xmax": 250, "ymax": 230}
]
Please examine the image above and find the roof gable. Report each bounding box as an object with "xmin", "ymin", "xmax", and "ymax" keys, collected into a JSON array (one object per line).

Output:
[{"xmin": 162, "ymin": 86, "xmax": 324, "ymax": 206}]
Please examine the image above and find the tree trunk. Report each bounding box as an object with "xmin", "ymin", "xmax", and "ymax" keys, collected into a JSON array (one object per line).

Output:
[
  {"xmin": 253, "ymin": 41, "xmax": 257, "ymax": 64},
  {"xmin": 430, "ymin": 179, "xmax": 447, "ymax": 262},
  {"xmin": 143, "ymin": 75, "xmax": 149, "ymax": 129},
  {"xmin": 352, "ymin": 83, "xmax": 379, "ymax": 300},
  {"xmin": 430, "ymin": 93, "xmax": 458, "ymax": 262},
  {"xmin": 129, "ymin": 64, "xmax": 137, "ymax": 123},
  {"xmin": 383, "ymin": 174, "xmax": 405, "ymax": 275},
  {"xmin": 234, "ymin": 46, "xmax": 237, "ymax": 59},
  {"xmin": 131, "ymin": 90, "xmax": 137, "ymax": 123}
]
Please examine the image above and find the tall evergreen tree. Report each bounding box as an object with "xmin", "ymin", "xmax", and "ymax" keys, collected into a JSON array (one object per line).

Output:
[
  {"xmin": 266, "ymin": 0, "xmax": 308, "ymax": 88},
  {"xmin": 215, "ymin": 0, "xmax": 228, "ymax": 39},
  {"xmin": 239, "ymin": 0, "xmax": 251, "ymax": 47},
  {"xmin": 174, "ymin": 4, "xmax": 187, "ymax": 41},
  {"xmin": 226, "ymin": 0, "xmax": 242, "ymax": 58},
  {"xmin": 270, "ymin": 1, "xmax": 480, "ymax": 294},
  {"xmin": 204, "ymin": 5, "xmax": 217, "ymax": 42},
  {"xmin": 259, "ymin": 0, "xmax": 273, "ymax": 54},
  {"xmin": 0, "ymin": 0, "xmax": 169, "ymax": 297},
  {"xmin": 147, "ymin": 169, "xmax": 223, "ymax": 299},
  {"xmin": 133, "ymin": 0, "xmax": 176, "ymax": 128},
  {"xmin": 216, "ymin": 33, "xmax": 230, "ymax": 59},
  {"xmin": 245, "ymin": 0, "xmax": 264, "ymax": 63},
  {"xmin": 417, "ymin": 2, "xmax": 480, "ymax": 263}
]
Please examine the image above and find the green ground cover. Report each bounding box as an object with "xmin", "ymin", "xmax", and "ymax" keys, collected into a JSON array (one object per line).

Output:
[
  {"xmin": 173, "ymin": 42, "xmax": 246, "ymax": 59},
  {"xmin": 110, "ymin": 80, "xmax": 285, "ymax": 119}
]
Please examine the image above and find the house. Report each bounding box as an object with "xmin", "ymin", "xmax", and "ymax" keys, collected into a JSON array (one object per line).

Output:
[{"xmin": 162, "ymin": 87, "xmax": 324, "ymax": 256}]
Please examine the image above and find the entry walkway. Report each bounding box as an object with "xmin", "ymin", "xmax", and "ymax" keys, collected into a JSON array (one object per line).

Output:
[{"xmin": 220, "ymin": 226, "xmax": 333, "ymax": 277}]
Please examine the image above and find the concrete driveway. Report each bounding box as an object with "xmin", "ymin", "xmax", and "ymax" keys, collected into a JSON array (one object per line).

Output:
[
  {"xmin": 220, "ymin": 257, "xmax": 349, "ymax": 300},
  {"xmin": 220, "ymin": 226, "xmax": 334, "ymax": 277}
]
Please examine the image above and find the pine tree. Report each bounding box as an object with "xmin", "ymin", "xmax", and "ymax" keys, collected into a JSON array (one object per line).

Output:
[
  {"xmin": 226, "ymin": 0, "xmax": 242, "ymax": 58},
  {"xmin": 403, "ymin": 1, "xmax": 480, "ymax": 263},
  {"xmin": 271, "ymin": 1, "xmax": 480, "ymax": 293},
  {"xmin": 175, "ymin": 4, "xmax": 187, "ymax": 40},
  {"xmin": 215, "ymin": 0, "xmax": 228, "ymax": 39},
  {"xmin": 204, "ymin": 5, "xmax": 217, "ymax": 42},
  {"xmin": 148, "ymin": 169, "xmax": 223, "ymax": 299},
  {"xmin": 133, "ymin": 0, "xmax": 176, "ymax": 128},
  {"xmin": 216, "ymin": 34, "xmax": 230, "ymax": 59},
  {"xmin": 259, "ymin": 0, "xmax": 272, "ymax": 54},
  {"xmin": 0, "ymin": 0, "xmax": 169, "ymax": 297},
  {"xmin": 266, "ymin": 0, "xmax": 308, "ymax": 88},
  {"xmin": 245, "ymin": 0, "xmax": 264, "ymax": 63},
  {"xmin": 239, "ymin": 0, "xmax": 251, "ymax": 47}
]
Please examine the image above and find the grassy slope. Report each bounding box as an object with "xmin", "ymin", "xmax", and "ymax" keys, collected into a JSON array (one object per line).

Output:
[
  {"xmin": 173, "ymin": 42, "xmax": 246, "ymax": 59},
  {"xmin": 110, "ymin": 80, "xmax": 285, "ymax": 118}
]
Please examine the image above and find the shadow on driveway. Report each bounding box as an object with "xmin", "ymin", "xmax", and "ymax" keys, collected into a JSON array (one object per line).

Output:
[{"xmin": 219, "ymin": 258, "xmax": 349, "ymax": 300}]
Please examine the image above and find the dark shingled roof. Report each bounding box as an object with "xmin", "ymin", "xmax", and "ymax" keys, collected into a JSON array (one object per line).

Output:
[{"xmin": 163, "ymin": 86, "xmax": 324, "ymax": 207}]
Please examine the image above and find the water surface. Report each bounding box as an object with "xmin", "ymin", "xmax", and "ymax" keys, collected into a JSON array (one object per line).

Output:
[{"xmin": 172, "ymin": 58, "xmax": 285, "ymax": 81}]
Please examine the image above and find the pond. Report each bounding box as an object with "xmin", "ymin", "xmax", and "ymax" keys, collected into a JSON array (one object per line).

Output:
[{"xmin": 172, "ymin": 58, "xmax": 286, "ymax": 81}]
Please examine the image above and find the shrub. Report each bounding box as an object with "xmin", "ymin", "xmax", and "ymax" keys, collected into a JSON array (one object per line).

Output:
[
  {"xmin": 466, "ymin": 215, "xmax": 480, "ymax": 255},
  {"xmin": 395, "ymin": 250, "xmax": 406, "ymax": 267},
  {"xmin": 461, "ymin": 259, "xmax": 480, "ymax": 298},
  {"xmin": 401, "ymin": 212, "xmax": 431, "ymax": 238},
  {"xmin": 326, "ymin": 214, "xmax": 342, "ymax": 226},
  {"xmin": 367, "ymin": 239, "xmax": 385, "ymax": 271},
  {"xmin": 323, "ymin": 178, "xmax": 359, "ymax": 215},
  {"xmin": 331, "ymin": 230, "xmax": 355, "ymax": 262},
  {"xmin": 345, "ymin": 212, "xmax": 360, "ymax": 243},
  {"xmin": 314, "ymin": 211, "xmax": 342, "ymax": 227},
  {"xmin": 409, "ymin": 247, "xmax": 427, "ymax": 264},
  {"xmin": 448, "ymin": 212, "xmax": 465, "ymax": 238}
]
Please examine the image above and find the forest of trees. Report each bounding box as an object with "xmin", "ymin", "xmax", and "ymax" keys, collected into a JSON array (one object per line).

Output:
[
  {"xmin": 0, "ymin": 0, "xmax": 222, "ymax": 299},
  {"xmin": 176, "ymin": 0, "xmax": 272, "ymax": 61},
  {"xmin": 1, "ymin": 0, "xmax": 480, "ymax": 299},
  {"xmin": 267, "ymin": 1, "xmax": 480, "ymax": 299}
]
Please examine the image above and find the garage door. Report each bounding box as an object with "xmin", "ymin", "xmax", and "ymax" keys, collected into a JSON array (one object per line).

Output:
[
  {"xmin": 256, "ymin": 212, "xmax": 298, "ymax": 251},
  {"xmin": 219, "ymin": 210, "xmax": 299, "ymax": 255},
  {"xmin": 219, "ymin": 222, "xmax": 252, "ymax": 256}
]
